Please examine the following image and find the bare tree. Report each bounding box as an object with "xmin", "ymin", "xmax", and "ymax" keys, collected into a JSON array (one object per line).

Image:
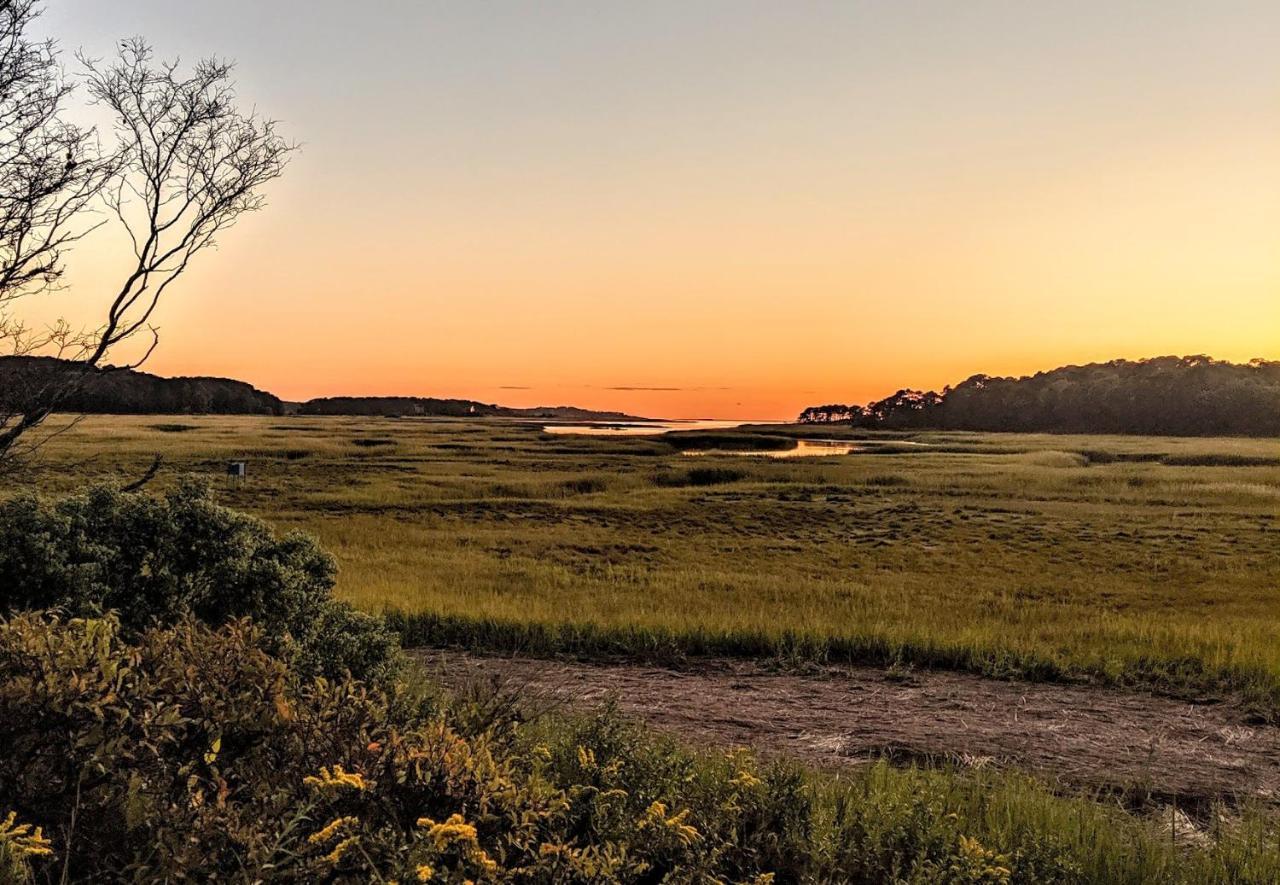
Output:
[
  {"xmin": 0, "ymin": 2, "xmax": 293, "ymax": 470},
  {"xmin": 80, "ymin": 39, "xmax": 293, "ymax": 369},
  {"xmin": 0, "ymin": 1, "xmax": 111, "ymax": 312},
  {"xmin": 0, "ymin": 0, "xmax": 115, "ymax": 468}
]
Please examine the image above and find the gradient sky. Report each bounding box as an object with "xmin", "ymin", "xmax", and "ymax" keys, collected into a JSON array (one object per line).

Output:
[{"xmin": 29, "ymin": 1, "xmax": 1280, "ymax": 418}]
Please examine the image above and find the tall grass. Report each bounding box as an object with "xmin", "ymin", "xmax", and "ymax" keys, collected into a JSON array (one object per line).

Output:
[
  {"xmin": 22, "ymin": 415, "xmax": 1280, "ymax": 714},
  {"xmin": 519, "ymin": 697, "xmax": 1280, "ymax": 883}
]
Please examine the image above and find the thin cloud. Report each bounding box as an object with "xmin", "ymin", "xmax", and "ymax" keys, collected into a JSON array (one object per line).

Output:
[{"xmin": 602, "ymin": 385, "xmax": 733, "ymax": 392}]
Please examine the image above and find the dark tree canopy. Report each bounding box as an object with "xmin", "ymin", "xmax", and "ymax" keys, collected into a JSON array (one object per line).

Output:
[
  {"xmin": 800, "ymin": 356, "xmax": 1280, "ymax": 437},
  {"xmin": 0, "ymin": 355, "xmax": 283, "ymax": 415}
]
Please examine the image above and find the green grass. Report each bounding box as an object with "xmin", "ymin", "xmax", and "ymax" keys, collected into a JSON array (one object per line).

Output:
[
  {"xmin": 510, "ymin": 700, "xmax": 1280, "ymax": 883},
  {"xmin": 24, "ymin": 414, "xmax": 1280, "ymax": 714}
]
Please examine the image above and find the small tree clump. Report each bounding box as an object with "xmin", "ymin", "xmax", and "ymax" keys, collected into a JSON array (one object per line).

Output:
[{"xmin": 0, "ymin": 480, "xmax": 399, "ymax": 682}]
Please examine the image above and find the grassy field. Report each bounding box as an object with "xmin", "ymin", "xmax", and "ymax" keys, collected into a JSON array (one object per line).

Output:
[{"xmin": 24, "ymin": 414, "xmax": 1280, "ymax": 713}]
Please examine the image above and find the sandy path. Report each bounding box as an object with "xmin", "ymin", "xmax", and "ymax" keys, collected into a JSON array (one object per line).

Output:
[{"xmin": 413, "ymin": 650, "xmax": 1280, "ymax": 808}]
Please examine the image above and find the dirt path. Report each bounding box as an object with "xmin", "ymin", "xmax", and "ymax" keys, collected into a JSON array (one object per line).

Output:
[{"xmin": 414, "ymin": 650, "xmax": 1280, "ymax": 808}]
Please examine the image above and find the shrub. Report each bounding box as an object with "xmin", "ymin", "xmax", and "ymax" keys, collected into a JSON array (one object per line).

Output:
[
  {"xmin": 0, "ymin": 481, "xmax": 398, "ymax": 682},
  {"xmin": 0, "ymin": 613, "xmax": 792, "ymax": 883},
  {"xmin": 1, "ymin": 614, "xmax": 1276, "ymax": 883},
  {"xmin": 652, "ymin": 467, "xmax": 748, "ymax": 488}
]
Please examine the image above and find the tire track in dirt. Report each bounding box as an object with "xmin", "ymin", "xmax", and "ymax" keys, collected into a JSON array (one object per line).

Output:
[{"xmin": 414, "ymin": 650, "xmax": 1280, "ymax": 809}]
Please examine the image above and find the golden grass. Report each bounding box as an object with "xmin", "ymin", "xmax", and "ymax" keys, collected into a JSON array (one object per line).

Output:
[{"xmin": 22, "ymin": 414, "xmax": 1280, "ymax": 709}]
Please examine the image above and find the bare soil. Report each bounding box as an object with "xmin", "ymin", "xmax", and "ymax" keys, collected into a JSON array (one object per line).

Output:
[{"xmin": 414, "ymin": 650, "xmax": 1280, "ymax": 809}]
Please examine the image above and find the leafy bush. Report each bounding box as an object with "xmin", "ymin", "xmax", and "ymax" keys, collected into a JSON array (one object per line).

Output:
[
  {"xmin": 0, "ymin": 613, "xmax": 791, "ymax": 883},
  {"xmin": 0, "ymin": 481, "xmax": 398, "ymax": 682},
  {"xmin": 2, "ymin": 613, "xmax": 1278, "ymax": 883}
]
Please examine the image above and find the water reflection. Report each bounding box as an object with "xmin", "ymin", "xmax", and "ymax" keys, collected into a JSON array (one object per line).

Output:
[
  {"xmin": 542, "ymin": 420, "xmax": 758, "ymax": 436},
  {"xmin": 681, "ymin": 439, "xmax": 859, "ymax": 459}
]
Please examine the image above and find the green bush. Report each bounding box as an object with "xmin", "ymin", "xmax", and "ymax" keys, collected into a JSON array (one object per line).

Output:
[
  {"xmin": 0, "ymin": 481, "xmax": 398, "ymax": 682},
  {"xmin": 2, "ymin": 613, "xmax": 1278, "ymax": 883},
  {"xmin": 0, "ymin": 613, "xmax": 790, "ymax": 882}
]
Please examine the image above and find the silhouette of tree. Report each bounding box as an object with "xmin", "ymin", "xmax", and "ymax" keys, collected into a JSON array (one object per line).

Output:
[
  {"xmin": 798, "ymin": 357, "xmax": 1280, "ymax": 437},
  {"xmin": 0, "ymin": 1, "xmax": 293, "ymax": 470}
]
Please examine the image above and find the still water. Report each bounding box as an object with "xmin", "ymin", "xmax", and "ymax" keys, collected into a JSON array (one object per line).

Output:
[
  {"xmin": 541, "ymin": 420, "xmax": 860, "ymax": 458},
  {"xmin": 541, "ymin": 419, "xmax": 762, "ymax": 436},
  {"xmin": 681, "ymin": 439, "xmax": 859, "ymax": 458}
]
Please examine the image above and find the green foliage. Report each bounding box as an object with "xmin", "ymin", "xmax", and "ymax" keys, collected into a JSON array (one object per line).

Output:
[
  {"xmin": 2, "ymin": 613, "xmax": 1279, "ymax": 883},
  {"xmin": 20, "ymin": 416, "xmax": 1280, "ymax": 715},
  {"xmin": 0, "ymin": 481, "xmax": 399, "ymax": 682}
]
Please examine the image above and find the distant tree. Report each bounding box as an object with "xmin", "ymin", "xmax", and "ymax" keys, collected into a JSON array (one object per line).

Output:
[
  {"xmin": 798, "ymin": 404, "xmax": 860, "ymax": 423},
  {"xmin": 0, "ymin": 1, "xmax": 292, "ymax": 471},
  {"xmin": 798, "ymin": 357, "xmax": 1280, "ymax": 437}
]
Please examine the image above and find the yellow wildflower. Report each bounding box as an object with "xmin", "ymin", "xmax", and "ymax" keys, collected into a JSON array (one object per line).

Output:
[
  {"xmin": 639, "ymin": 802, "xmax": 700, "ymax": 846},
  {"xmin": 308, "ymin": 816, "xmax": 358, "ymax": 846},
  {"xmin": 303, "ymin": 765, "xmax": 370, "ymax": 792},
  {"xmin": 0, "ymin": 811, "xmax": 53, "ymax": 858},
  {"xmin": 324, "ymin": 835, "xmax": 360, "ymax": 865},
  {"xmin": 416, "ymin": 864, "xmax": 434, "ymax": 881},
  {"xmin": 416, "ymin": 813, "xmax": 478, "ymax": 848}
]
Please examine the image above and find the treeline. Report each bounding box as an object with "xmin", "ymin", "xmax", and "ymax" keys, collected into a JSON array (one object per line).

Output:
[
  {"xmin": 0, "ymin": 357, "xmax": 284, "ymax": 415},
  {"xmin": 300, "ymin": 395, "xmax": 498, "ymax": 417},
  {"xmin": 0, "ymin": 357, "xmax": 646, "ymax": 420},
  {"xmin": 300, "ymin": 396, "xmax": 643, "ymax": 421},
  {"xmin": 800, "ymin": 356, "xmax": 1280, "ymax": 436}
]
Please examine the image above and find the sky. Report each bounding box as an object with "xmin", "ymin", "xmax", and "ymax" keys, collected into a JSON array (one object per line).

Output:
[{"xmin": 29, "ymin": 1, "xmax": 1280, "ymax": 419}]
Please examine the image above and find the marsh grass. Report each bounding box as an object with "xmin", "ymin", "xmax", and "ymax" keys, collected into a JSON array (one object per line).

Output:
[
  {"xmin": 23, "ymin": 415, "xmax": 1280, "ymax": 716},
  {"xmin": 512, "ymin": 701, "xmax": 1280, "ymax": 883}
]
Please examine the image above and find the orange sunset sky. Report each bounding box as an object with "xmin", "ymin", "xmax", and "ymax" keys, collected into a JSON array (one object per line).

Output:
[{"xmin": 30, "ymin": 1, "xmax": 1280, "ymax": 419}]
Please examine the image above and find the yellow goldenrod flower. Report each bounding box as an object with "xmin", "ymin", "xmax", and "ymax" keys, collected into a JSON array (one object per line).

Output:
[
  {"xmin": 303, "ymin": 765, "xmax": 370, "ymax": 792},
  {"xmin": 416, "ymin": 864, "xmax": 434, "ymax": 881},
  {"xmin": 416, "ymin": 813, "xmax": 478, "ymax": 849},
  {"xmin": 639, "ymin": 802, "xmax": 700, "ymax": 846},
  {"xmin": 308, "ymin": 816, "xmax": 358, "ymax": 846},
  {"xmin": 324, "ymin": 835, "xmax": 360, "ymax": 865},
  {"xmin": 0, "ymin": 811, "xmax": 53, "ymax": 858}
]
